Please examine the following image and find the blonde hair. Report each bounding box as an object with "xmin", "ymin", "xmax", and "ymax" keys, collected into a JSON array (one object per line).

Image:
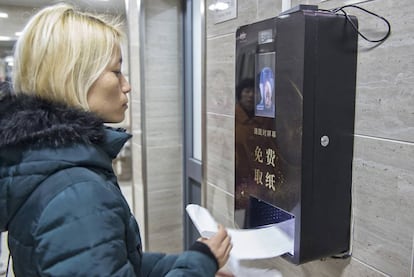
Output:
[{"xmin": 13, "ymin": 3, "xmax": 125, "ymax": 109}]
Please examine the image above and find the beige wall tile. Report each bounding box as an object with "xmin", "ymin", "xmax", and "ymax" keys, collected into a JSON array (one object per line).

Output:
[
  {"xmin": 147, "ymin": 228, "xmax": 183, "ymax": 253},
  {"xmin": 206, "ymin": 0, "xmax": 258, "ymax": 38},
  {"xmin": 355, "ymin": 82, "xmax": 414, "ymax": 141},
  {"xmin": 206, "ymin": 34, "xmax": 235, "ymax": 116},
  {"xmin": 292, "ymin": 1, "xmax": 414, "ymax": 141},
  {"xmin": 206, "ymin": 183, "xmax": 235, "ymax": 228},
  {"xmin": 235, "ymin": 256, "xmax": 390, "ymax": 276},
  {"xmin": 146, "ymin": 146, "xmax": 183, "ymax": 192},
  {"xmin": 257, "ymin": 0, "xmax": 283, "ymax": 19},
  {"xmin": 206, "ymin": 113, "xmax": 235, "ymax": 194},
  {"xmin": 352, "ymin": 136, "xmax": 414, "ymax": 276},
  {"xmin": 342, "ymin": 258, "xmax": 390, "ymax": 277},
  {"xmin": 146, "ymin": 61, "xmax": 182, "ymax": 89},
  {"xmin": 145, "ymin": 99, "xmax": 182, "ymax": 147},
  {"xmin": 147, "ymin": 188, "xmax": 183, "ymax": 252},
  {"xmin": 129, "ymin": 0, "xmax": 183, "ymax": 253},
  {"xmin": 349, "ymin": 0, "xmax": 413, "ymax": 142},
  {"xmin": 145, "ymin": 145, "xmax": 183, "ymax": 252}
]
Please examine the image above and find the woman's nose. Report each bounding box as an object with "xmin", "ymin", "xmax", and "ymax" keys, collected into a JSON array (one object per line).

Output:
[{"xmin": 121, "ymin": 75, "xmax": 132, "ymax": 94}]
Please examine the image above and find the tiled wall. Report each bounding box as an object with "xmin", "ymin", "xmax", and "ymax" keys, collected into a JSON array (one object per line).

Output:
[
  {"xmin": 205, "ymin": 0, "xmax": 414, "ymax": 276},
  {"xmin": 142, "ymin": 0, "xmax": 184, "ymax": 253},
  {"xmin": 127, "ymin": 0, "xmax": 184, "ymax": 253}
]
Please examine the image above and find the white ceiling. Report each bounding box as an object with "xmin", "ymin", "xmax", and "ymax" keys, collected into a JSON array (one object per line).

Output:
[{"xmin": 0, "ymin": 0, "xmax": 126, "ymax": 58}]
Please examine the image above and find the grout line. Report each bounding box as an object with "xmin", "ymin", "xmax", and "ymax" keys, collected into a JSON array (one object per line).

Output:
[
  {"xmin": 352, "ymin": 256, "xmax": 392, "ymax": 277},
  {"xmin": 411, "ymin": 232, "xmax": 414, "ymax": 277},
  {"xmin": 206, "ymin": 181, "xmax": 234, "ymax": 197},
  {"xmin": 206, "ymin": 33, "xmax": 234, "ymax": 40},
  {"xmin": 206, "ymin": 111, "xmax": 233, "ymax": 118}
]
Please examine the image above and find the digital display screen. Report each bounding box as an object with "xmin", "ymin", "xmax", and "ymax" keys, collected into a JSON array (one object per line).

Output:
[
  {"xmin": 258, "ymin": 29, "xmax": 273, "ymax": 44},
  {"xmin": 255, "ymin": 52, "xmax": 276, "ymax": 118}
]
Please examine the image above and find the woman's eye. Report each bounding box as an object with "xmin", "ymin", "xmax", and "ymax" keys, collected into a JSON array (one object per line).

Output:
[{"xmin": 113, "ymin": 70, "xmax": 122, "ymax": 76}]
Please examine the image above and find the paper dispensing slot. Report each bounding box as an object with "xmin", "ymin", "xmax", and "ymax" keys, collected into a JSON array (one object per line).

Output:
[{"xmin": 248, "ymin": 196, "xmax": 294, "ymax": 228}]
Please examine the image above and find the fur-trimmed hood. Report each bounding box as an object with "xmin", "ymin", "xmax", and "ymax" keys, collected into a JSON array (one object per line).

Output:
[
  {"xmin": 0, "ymin": 93, "xmax": 105, "ymax": 149},
  {"xmin": 0, "ymin": 92, "xmax": 131, "ymax": 231}
]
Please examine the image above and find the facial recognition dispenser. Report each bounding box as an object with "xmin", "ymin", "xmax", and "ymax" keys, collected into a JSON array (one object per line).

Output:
[{"xmin": 234, "ymin": 5, "xmax": 358, "ymax": 264}]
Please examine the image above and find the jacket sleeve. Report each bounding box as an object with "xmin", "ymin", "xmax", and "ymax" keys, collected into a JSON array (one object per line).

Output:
[
  {"xmin": 141, "ymin": 251, "xmax": 218, "ymax": 277},
  {"xmin": 33, "ymin": 180, "xmax": 137, "ymax": 277}
]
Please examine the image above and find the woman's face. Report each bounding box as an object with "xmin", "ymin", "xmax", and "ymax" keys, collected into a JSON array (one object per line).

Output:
[{"xmin": 87, "ymin": 47, "xmax": 131, "ymax": 123}]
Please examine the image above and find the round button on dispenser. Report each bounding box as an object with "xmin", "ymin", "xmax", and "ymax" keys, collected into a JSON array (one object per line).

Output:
[{"xmin": 320, "ymin": 135, "xmax": 330, "ymax": 147}]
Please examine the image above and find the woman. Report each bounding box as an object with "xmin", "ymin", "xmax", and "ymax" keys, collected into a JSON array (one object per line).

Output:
[{"xmin": 0, "ymin": 3, "xmax": 231, "ymax": 276}]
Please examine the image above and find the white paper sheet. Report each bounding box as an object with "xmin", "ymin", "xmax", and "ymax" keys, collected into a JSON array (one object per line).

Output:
[{"xmin": 185, "ymin": 204, "xmax": 294, "ymax": 260}]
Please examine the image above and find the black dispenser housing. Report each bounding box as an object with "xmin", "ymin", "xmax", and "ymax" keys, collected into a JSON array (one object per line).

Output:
[{"xmin": 234, "ymin": 5, "xmax": 358, "ymax": 264}]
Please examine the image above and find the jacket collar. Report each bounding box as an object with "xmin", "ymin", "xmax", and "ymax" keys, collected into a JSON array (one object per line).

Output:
[
  {"xmin": 102, "ymin": 126, "xmax": 132, "ymax": 159},
  {"xmin": 0, "ymin": 93, "xmax": 105, "ymax": 149},
  {"xmin": 0, "ymin": 93, "xmax": 132, "ymax": 165}
]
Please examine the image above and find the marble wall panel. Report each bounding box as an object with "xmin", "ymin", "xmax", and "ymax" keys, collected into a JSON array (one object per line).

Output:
[
  {"xmin": 234, "ymin": 256, "xmax": 390, "ymax": 276},
  {"xmin": 145, "ymin": 57, "xmax": 182, "ymax": 89},
  {"xmin": 145, "ymin": 0, "xmax": 180, "ymax": 14},
  {"xmin": 143, "ymin": 9, "xmax": 181, "ymax": 91},
  {"xmin": 146, "ymin": 146, "xmax": 183, "ymax": 253},
  {"xmin": 147, "ymin": 227, "xmax": 183, "ymax": 253},
  {"xmin": 144, "ymin": 84, "xmax": 181, "ymax": 102},
  {"xmin": 128, "ymin": 0, "xmax": 184, "ymax": 254},
  {"xmin": 206, "ymin": 34, "xmax": 235, "ymax": 116},
  {"xmin": 144, "ymin": 2, "xmax": 182, "ymax": 55},
  {"xmin": 206, "ymin": 182, "xmax": 235, "ymax": 228},
  {"xmin": 352, "ymin": 136, "xmax": 414, "ymax": 276},
  {"xmin": 145, "ymin": 20, "xmax": 180, "ymax": 58},
  {"xmin": 206, "ymin": 113, "xmax": 235, "ymax": 194},
  {"xmin": 303, "ymin": 0, "xmax": 414, "ymax": 142},
  {"xmin": 144, "ymin": 98, "xmax": 182, "ymax": 147},
  {"xmin": 256, "ymin": 0, "xmax": 283, "ymax": 19},
  {"xmin": 343, "ymin": 258, "xmax": 390, "ymax": 277},
  {"xmin": 143, "ymin": 0, "xmax": 183, "ymax": 151},
  {"xmin": 355, "ymin": 81, "xmax": 414, "ymax": 141},
  {"xmin": 146, "ymin": 146, "xmax": 183, "ymax": 192},
  {"xmin": 147, "ymin": 188, "xmax": 183, "ymax": 252},
  {"xmin": 290, "ymin": 0, "xmax": 414, "ymax": 141},
  {"xmin": 350, "ymin": 0, "xmax": 413, "ymax": 142},
  {"xmin": 206, "ymin": 0, "xmax": 258, "ymax": 38}
]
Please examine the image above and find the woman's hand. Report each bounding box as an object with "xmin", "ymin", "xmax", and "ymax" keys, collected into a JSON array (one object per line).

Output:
[{"xmin": 199, "ymin": 224, "xmax": 232, "ymax": 269}]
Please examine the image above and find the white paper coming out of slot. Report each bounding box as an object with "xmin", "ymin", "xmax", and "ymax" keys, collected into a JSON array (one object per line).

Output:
[{"xmin": 185, "ymin": 204, "xmax": 294, "ymax": 260}]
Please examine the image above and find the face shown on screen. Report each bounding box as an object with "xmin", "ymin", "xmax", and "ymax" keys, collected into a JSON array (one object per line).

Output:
[{"xmin": 264, "ymin": 80, "xmax": 273, "ymax": 110}]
